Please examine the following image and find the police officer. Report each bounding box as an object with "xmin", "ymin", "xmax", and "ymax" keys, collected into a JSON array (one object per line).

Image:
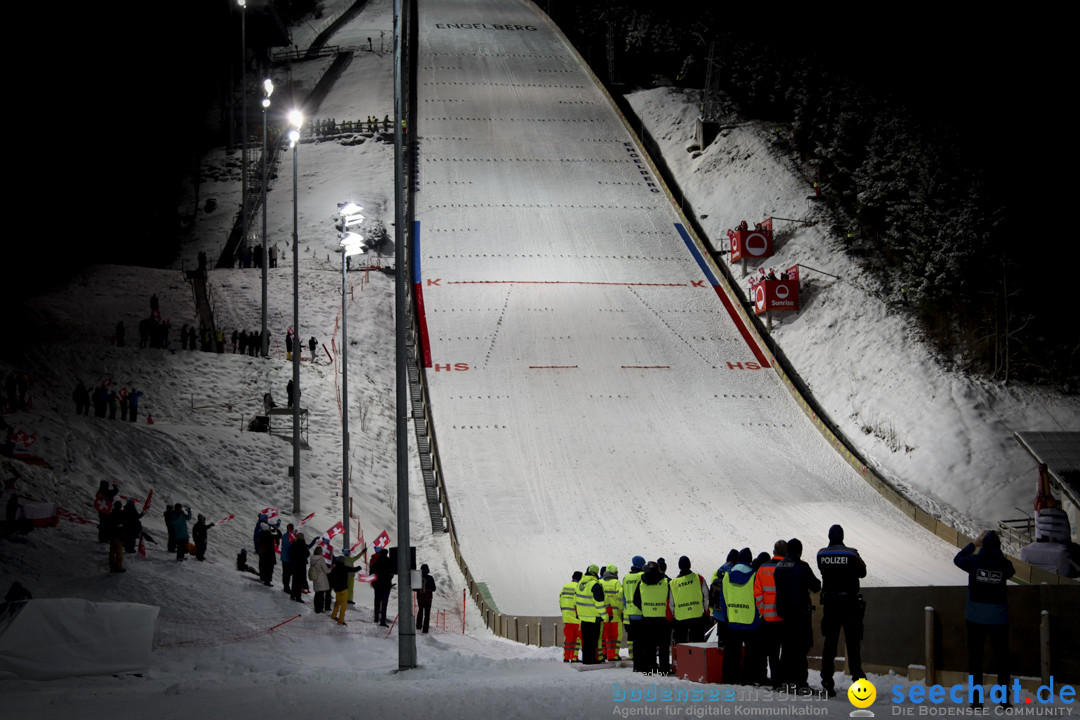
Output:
[
  {"xmin": 816, "ymin": 524, "xmax": 867, "ymax": 696},
  {"xmin": 575, "ymin": 565, "xmax": 608, "ymax": 665},
  {"xmin": 560, "ymin": 571, "xmax": 582, "ymax": 662}
]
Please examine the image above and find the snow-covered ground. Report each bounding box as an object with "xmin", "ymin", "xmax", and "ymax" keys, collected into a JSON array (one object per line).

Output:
[
  {"xmin": 1, "ymin": 0, "xmax": 1076, "ymax": 717},
  {"xmin": 622, "ymin": 87, "xmax": 1080, "ymax": 537}
]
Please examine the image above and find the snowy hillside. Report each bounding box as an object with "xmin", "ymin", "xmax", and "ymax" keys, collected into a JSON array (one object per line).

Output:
[{"xmin": 623, "ymin": 86, "xmax": 1080, "ymax": 535}]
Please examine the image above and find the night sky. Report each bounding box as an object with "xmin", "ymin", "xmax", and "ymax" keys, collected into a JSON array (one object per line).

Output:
[{"xmin": 13, "ymin": 5, "xmax": 1027, "ymax": 301}]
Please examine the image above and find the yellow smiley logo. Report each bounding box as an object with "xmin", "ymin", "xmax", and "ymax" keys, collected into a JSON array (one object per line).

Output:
[{"xmin": 848, "ymin": 678, "xmax": 877, "ymax": 708}]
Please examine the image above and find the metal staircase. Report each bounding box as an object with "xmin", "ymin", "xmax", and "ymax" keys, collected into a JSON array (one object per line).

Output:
[{"xmin": 406, "ymin": 315, "xmax": 446, "ymax": 533}]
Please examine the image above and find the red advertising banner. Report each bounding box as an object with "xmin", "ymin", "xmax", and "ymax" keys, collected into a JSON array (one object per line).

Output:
[
  {"xmin": 753, "ymin": 278, "xmax": 799, "ymax": 314},
  {"xmin": 730, "ymin": 219, "xmax": 774, "ymax": 262}
]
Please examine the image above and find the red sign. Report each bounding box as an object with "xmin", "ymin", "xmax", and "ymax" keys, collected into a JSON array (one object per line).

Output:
[
  {"xmin": 753, "ymin": 279, "xmax": 799, "ymax": 314},
  {"xmin": 730, "ymin": 220, "xmax": 774, "ymax": 262}
]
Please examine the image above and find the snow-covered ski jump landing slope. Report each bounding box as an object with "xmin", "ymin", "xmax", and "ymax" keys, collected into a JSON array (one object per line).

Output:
[{"xmin": 415, "ymin": 0, "xmax": 962, "ymax": 616}]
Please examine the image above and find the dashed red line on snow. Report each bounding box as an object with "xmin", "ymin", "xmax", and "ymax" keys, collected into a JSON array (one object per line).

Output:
[
  {"xmin": 621, "ymin": 366, "xmax": 669, "ymax": 369},
  {"xmin": 529, "ymin": 365, "xmax": 579, "ymax": 369}
]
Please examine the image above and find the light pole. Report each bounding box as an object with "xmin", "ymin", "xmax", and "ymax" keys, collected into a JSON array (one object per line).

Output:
[
  {"xmin": 261, "ymin": 78, "xmax": 274, "ymax": 358},
  {"xmin": 238, "ymin": 0, "xmax": 248, "ymax": 267},
  {"xmin": 338, "ymin": 202, "xmax": 366, "ymax": 551},
  {"xmin": 289, "ymin": 109, "xmax": 303, "ymax": 515},
  {"xmin": 393, "ymin": 0, "xmax": 416, "ymax": 669}
]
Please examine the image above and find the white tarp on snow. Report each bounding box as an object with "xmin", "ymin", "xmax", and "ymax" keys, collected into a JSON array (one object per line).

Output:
[{"xmin": 0, "ymin": 598, "xmax": 158, "ymax": 680}]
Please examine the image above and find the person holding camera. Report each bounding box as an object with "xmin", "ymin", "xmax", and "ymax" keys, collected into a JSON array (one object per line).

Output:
[{"xmin": 955, "ymin": 530, "xmax": 1015, "ymax": 706}]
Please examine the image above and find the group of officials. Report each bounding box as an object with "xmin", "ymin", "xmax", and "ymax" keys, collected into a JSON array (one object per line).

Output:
[{"xmin": 559, "ymin": 524, "xmax": 866, "ymax": 697}]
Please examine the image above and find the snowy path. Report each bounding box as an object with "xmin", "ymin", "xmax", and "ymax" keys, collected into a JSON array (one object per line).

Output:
[{"xmin": 414, "ymin": 0, "xmax": 961, "ymax": 616}]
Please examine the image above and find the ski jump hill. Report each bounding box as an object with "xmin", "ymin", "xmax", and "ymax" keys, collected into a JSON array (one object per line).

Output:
[{"xmin": 413, "ymin": 0, "xmax": 962, "ymax": 618}]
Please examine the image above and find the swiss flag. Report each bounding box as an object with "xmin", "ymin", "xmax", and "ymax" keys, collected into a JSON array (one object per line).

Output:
[
  {"xmin": 372, "ymin": 530, "xmax": 390, "ymax": 551},
  {"xmin": 94, "ymin": 494, "xmax": 112, "ymax": 514}
]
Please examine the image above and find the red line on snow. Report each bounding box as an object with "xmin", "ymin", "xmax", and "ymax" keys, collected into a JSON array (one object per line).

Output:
[
  {"xmin": 529, "ymin": 365, "xmax": 579, "ymax": 369},
  {"xmin": 621, "ymin": 366, "xmax": 669, "ymax": 369}
]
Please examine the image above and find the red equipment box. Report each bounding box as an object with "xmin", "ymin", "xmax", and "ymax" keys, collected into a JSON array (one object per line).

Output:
[{"xmin": 673, "ymin": 642, "xmax": 724, "ymax": 684}]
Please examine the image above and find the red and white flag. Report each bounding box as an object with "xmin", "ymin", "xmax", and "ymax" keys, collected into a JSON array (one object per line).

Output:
[
  {"xmin": 262, "ymin": 507, "xmax": 280, "ymax": 521},
  {"xmin": 93, "ymin": 494, "xmax": 111, "ymax": 514},
  {"xmin": 372, "ymin": 530, "xmax": 390, "ymax": 551},
  {"xmin": 142, "ymin": 488, "xmax": 154, "ymax": 513},
  {"xmin": 218, "ymin": 513, "xmax": 235, "ymax": 525},
  {"xmin": 298, "ymin": 512, "xmax": 315, "ymax": 528},
  {"xmin": 348, "ymin": 538, "xmax": 365, "ymax": 556},
  {"xmin": 11, "ymin": 431, "xmax": 36, "ymax": 451},
  {"xmin": 356, "ymin": 573, "xmax": 376, "ymax": 583},
  {"xmin": 138, "ymin": 536, "xmax": 147, "ymax": 559},
  {"xmin": 323, "ymin": 521, "xmax": 344, "ymax": 542}
]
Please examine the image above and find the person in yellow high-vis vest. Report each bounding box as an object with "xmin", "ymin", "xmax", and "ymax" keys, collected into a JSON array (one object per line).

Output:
[
  {"xmin": 560, "ymin": 571, "xmax": 582, "ymax": 662},
  {"xmin": 600, "ymin": 565, "xmax": 623, "ymax": 661},
  {"xmin": 622, "ymin": 556, "xmax": 646, "ymax": 665},
  {"xmin": 575, "ymin": 565, "xmax": 608, "ymax": 665},
  {"xmin": 671, "ymin": 556, "xmax": 709, "ymax": 645},
  {"xmin": 718, "ymin": 548, "xmax": 761, "ymax": 685},
  {"xmin": 633, "ymin": 561, "xmax": 672, "ymax": 675}
]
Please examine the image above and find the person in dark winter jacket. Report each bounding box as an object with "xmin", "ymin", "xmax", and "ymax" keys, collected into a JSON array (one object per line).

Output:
[
  {"xmin": 73, "ymin": 380, "xmax": 90, "ymax": 415},
  {"xmin": 170, "ymin": 504, "xmax": 192, "ymax": 561},
  {"xmin": 163, "ymin": 503, "xmax": 178, "ymax": 552},
  {"xmin": 816, "ymin": 524, "xmax": 867, "ymax": 696},
  {"xmin": 773, "ymin": 538, "xmax": 821, "ymax": 692},
  {"xmin": 193, "ymin": 514, "xmax": 215, "ymax": 561},
  {"xmin": 95, "ymin": 481, "xmax": 119, "ymax": 543},
  {"xmin": 370, "ymin": 548, "xmax": 394, "ymax": 626},
  {"xmin": 256, "ymin": 522, "xmax": 282, "ymax": 585},
  {"xmin": 121, "ymin": 498, "xmax": 144, "ymax": 554},
  {"xmin": 955, "ymin": 530, "xmax": 1015, "ymax": 703},
  {"xmin": 414, "ymin": 563, "xmax": 438, "ymax": 633},
  {"xmin": 280, "ymin": 523, "xmax": 296, "ymax": 593},
  {"xmin": 329, "ymin": 555, "xmax": 365, "ymax": 624},
  {"xmin": 128, "ymin": 390, "xmax": 143, "ymax": 422},
  {"xmin": 105, "ymin": 501, "xmax": 126, "ymax": 572},
  {"xmin": 308, "ymin": 336, "xmax": 318, "ymax": 361},
  {"xmin": 716, "ymin": 548, "xmax": 760, "ymax": 685},
  {"xmin": 289, "ymin": 533, "xmax": 311, "ymax": 602}
]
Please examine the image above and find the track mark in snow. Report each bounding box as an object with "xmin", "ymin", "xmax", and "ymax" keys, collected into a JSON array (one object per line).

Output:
[
  {"xmin": 481, "ymin": 287, "xmax": 513, "ymax": 369},
  {"xmin": 625, "ymin": 286, "xmax": 711, "ymax": 366}
]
